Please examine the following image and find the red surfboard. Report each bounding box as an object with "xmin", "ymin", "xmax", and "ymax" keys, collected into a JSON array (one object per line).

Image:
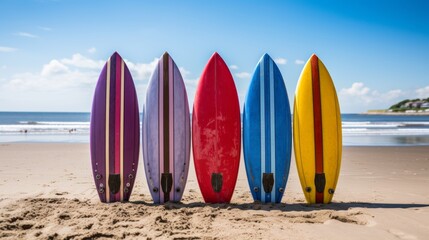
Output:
[{"xmin": 192, "ymin": 52, "xmax": 241, "ymax": 203}]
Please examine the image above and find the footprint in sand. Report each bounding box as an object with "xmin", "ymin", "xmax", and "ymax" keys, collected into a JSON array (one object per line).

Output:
[
  {"xmin": 54, "ymin": 192, "xmax": 69, "ymax": 196},
  {"xmin": 388, "ymin": 229, "xmax": 417, "ymax": 240}
]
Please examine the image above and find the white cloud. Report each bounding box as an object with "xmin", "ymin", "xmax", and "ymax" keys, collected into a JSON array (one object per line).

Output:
[
  {"xmin": 41, "ymin": 60, "xmax": 69, "ymax": 77},
  {"xmin": 416, "ymin": 86, "xmax": 429, "ymax": 98},
  {"xmin": 4, "ymin": 55, "xmax": 102, "ymax": 92},
  {"xmin": 295, "ymin": 59, "xmax": 305, "ymax": 65},
  {"xmin": 176, "ymin": 67, "xmax": 198, "ymax": 97},
  {"xmin": 339, "ymin": 82, "xmax": 406, "ymax": 112},
  {"xmin": 340, "ymin": 82, "xmax": 370, "ymax": 97},
  {"xmin": 0, "ymin": 46, "xmax": 18, "ymax": 52},
  {"xmin": 125, "ymin": 58, "xmax": 159, "ymax": 81},
  {"xmin": 87, "ymin": 47, "xmax": 96, "ymax": 54},
  {"xmin": 235, "ymin": 72, "xmax": 251, "ymax": 79},
  {"xmin": 5, "ymin": 70, "xmax": 98, "ymax": 91},
  {"xmin": 178, "ymin": 66, "xmax": 198, "ymax": 87},
  {"xmin": 274, "ymin": 58, "xmax": 287, "ymax": 65},
  {"xmin": 38, "ymin": 26, "xmax": 52, "ymax": 31},
  {"xmin": 184, "ymin": 78, "xmax": 198, "ymax": 86},
  {"xmin": 340, "ymin": 82, "xmax": 404, "ymax": 105},
  {"xmin": 2, "ymin": 53, "xmax": 161, "ymax": 93},
  {"xmin": 229, "ymin": 65, "xmax": 238, "ymax": 70},
  {"xmin": 179, "ymin": 67, "xmax": 191, "ymax": 78},
  {"xmin": 0, "ymin": 53, "xmax": 171, "ymax": 111},
  {"xmin": 0, "ymin": 70, "xmax": 96, "ymax": 111},
  {"xmin": 183, "ymin": 77, "xmax": 198, "ymax": 111},
  {"xmin": 61, "ymin": 54, "xmax": 104, "ymax": 69},
  {"xmin": 16, "ymin": 32, "xmax": 39, "ymax": 38}
]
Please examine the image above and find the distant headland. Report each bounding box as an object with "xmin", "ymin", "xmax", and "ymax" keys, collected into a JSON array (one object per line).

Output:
[{"xmin": 365, "ymin": 98, "xmax": 429, "ymax": 115}]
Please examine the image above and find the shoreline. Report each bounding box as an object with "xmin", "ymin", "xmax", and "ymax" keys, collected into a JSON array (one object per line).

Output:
[
  {"xmin": 362, "ymin": 111, "xmax": 429, "ymax": 116},
  {"xmin": 3, "ymin": 141, "xmax": 429, "ymax": 147}
]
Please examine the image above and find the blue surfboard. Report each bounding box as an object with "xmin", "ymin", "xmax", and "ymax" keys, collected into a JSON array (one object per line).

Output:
[{"xmin": 243, "ymin": 54, "xmax": 292, "ymax": 203}]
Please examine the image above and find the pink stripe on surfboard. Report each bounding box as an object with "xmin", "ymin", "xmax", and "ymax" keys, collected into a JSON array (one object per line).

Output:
[
  {"xmin": 169, "ymin": 57, "xmax": 174, "ymax": 201},
  {"xmin": 114, "ymin": 56, "xmax": 121, "ymax": 201},
  {"xmin": 159, "ymin": 59, "xmax": 164, "ymax": 203}
]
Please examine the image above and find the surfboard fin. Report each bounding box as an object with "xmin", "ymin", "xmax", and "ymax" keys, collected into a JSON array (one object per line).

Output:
[
  {"xmin": 211, "ymin": 173, "xmax": 223, "ymax": 192},
  {"xmin": 161, "ymin": 173, "xmax": 173, "ymax": 195},
  {"xmin": 108, "ymin": 174, "xmax": 121, "ymax": 194},
  {"xmin": 262, "ymin": 173, "xmax": 274, "ymax": 193},
  {"xmin": 314, "ymin": 173, "xmax": 326, "ymax": 193}
]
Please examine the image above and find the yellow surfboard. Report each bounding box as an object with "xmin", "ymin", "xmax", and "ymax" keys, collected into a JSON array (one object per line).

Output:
[{"xmin": 293, "ymin": 54, "xmax": 342, "ymax": 204}]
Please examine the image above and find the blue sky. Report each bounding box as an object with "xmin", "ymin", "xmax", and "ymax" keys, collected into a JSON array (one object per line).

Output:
[{"xmin": 1, "ymin": 0, "xmax": 428, "ymax": 113}]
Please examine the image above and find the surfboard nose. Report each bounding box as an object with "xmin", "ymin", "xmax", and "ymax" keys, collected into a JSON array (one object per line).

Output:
[
  {"xmin": 162, "ymin": 51, "xmax": 170, "ymax": 59},
  {"xmin": 210, "ymin": 52, "xmax": 226, "ymax": 63},
  {"xmin": 110, "ymin": 51, "xmax": 123, "ymax": 62},
  {"xmin": 311, "ymin": 53, "xmax": 319, "ymax": 61},
  {"xmin": 261, "ymin": 53, "xmax": 271, "ymax": 60},
  {"xmin": 207, "ymin": 52, "xmax": 229, "ymax": 70},
  {"xmin": 259, "ymin": 53, "xmax": 276, "ymax": 66},
  {"xmin": 112, "ymin": 51, "xmax": 120, "ymax": 57}
]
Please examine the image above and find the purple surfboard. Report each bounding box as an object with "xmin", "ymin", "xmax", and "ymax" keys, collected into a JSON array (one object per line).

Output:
[
  {"xmin": 143, "ymin": 52, "xmax": 191, "ymax": 203},
  {"xmin": 90, "ymin": 52, "xmax": 140, "ymax": 203}
]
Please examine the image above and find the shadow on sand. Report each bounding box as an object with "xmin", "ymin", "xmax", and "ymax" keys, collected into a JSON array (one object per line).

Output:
[{"xmin": 129, "ymin": 200, "xmax": 429, "ymax": 212}]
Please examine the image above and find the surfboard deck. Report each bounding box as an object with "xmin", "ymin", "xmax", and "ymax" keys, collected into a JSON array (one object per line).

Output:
[
  {"xmin": 90, "ymin": 52, "xmax": 140, "ymax": 203},
  {"xmin": 143, "ymin": 52, "xmax": 191, "ymax": 204},
  {"xmin": 243, "ymin": 54, "xmax": 292, "ymax": 203},
  {"xmin": 192, "ymin": 52, "xmax": 241, "ymax": 203},
  {"xmin": 293, "ymin": 54, "xmax": 342, "ymax": 204}
]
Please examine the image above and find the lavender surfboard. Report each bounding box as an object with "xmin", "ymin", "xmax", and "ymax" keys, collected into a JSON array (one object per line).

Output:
[
  {"xmin": 90, "ymin": 52, "xmax": 140, "ymax": 203},
  {"xmin": 143, "ymin": 52, "xmax": 191, "ymax": 203}
]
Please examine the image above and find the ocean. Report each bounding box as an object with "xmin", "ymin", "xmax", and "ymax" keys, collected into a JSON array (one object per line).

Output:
[
  {"xmin": 341, "ymin": 114, "xmax": 429, "ymax": 146},
  {"xmin": 1, "ymin": 112, "xmax": 429, "ymax": 146},
  {"xmin": 0, "ymin": 112, "xmax": 91, "ymax": 143}
]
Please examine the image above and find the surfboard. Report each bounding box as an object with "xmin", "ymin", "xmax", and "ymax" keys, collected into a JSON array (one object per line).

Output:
[
  {"xmin": 293, "ymin": 54, "xmax": 342, "ymax": 204},
  {"xmin": 90, "ymin": 52, "xmax": 140, "ymax": 203},
  {"xmin": 243, "ymin": 54, "xmax": 292, "ymax": 203},
  {"xmin": 192, "ymin": 52, "xmax": 241, "ymax": 203},
  {"xmin": 142, "ymin": 52, "xmax": 191, "ymax": 204}
]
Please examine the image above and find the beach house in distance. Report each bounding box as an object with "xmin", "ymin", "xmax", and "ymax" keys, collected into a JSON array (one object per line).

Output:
[{"xmin": 386, "ymin": 98, "xmax": 429, "ymax": 113}]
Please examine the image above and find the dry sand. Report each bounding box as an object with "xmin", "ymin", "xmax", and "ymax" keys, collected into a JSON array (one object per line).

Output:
[{"xmin": 0, "ymin": 143, "xmax": 428, "ymax": 239}]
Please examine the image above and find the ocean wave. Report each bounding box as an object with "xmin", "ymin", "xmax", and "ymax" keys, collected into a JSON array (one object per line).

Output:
[
  {"xmin": 343, "ymin": 128, "xmax": 429, "ymax": 136},
  {"xmin": 18, "ymin": 121, "xmax": 89, "ymax": 125},
  {"xmin": 2, "ymin": 119, "xmax": 429, "ymax": 137},
  {"xmin": 0, "ymin": 124, "xmax": 89, "ymax": 134},
  {"xmin": 342, "ymin": 123, "xmax": 403, "ymax": 128}
]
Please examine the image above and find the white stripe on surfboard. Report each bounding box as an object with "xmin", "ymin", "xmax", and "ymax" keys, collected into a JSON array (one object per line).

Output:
[
  {"xmin": 260, "ymin": 58, "xmax": 265, "ymax": 203},
  {"xmin": 269, "ymin": 59, "xmax": 275, "ymax": 202}
]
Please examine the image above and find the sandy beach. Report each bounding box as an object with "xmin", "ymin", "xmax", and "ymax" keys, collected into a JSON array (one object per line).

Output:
[{"xmin": 0, "ymin": 143, "xmax": 428, "ymax": 239}]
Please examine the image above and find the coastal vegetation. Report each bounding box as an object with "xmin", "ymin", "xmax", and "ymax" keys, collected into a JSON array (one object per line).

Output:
[{"xmin": 388, "ymin": 98, "xmax": 429, "ymax": 112}]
